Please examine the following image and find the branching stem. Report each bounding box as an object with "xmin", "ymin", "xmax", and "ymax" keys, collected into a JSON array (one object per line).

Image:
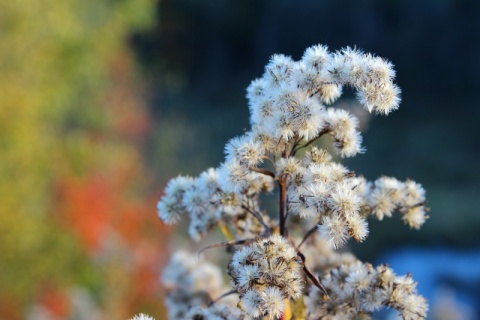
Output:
[
  {"xmin": 241, "ymin": 204, "xmax": 272, "ymax": 235},
  {"xmin": 250, "ymin": 167, "xmax": 275, "ymax": 178},
  {"xmin": 291, "ymin": 129, "xmax": 330, "ymax": 157},
  {"xmin": 290, "ymin": 136, "xmax": 303, "ymax": 156}
]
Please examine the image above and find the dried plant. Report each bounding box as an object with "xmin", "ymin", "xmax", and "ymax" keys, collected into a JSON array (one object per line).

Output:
[{"xmin": 147, "ymin": 45, "xmax": 429, "ymax": 320}]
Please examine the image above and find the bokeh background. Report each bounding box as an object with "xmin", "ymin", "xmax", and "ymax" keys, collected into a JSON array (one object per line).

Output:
[{"xmin": 1, "ymin": 0, "xmax": 479, "ymax": 319}]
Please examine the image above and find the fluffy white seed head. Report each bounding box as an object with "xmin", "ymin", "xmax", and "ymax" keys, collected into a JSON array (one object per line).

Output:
[
  {"xmin": 369, "ymin": 180, "xmax": 398, "ymax": 220},
  {"xmin": 164, "ymin": 176, "xmax": 194, "ymax": 197},
  {"xmin": 276, "ymin": 157, "xmax": 303, "ymax": 177},
  {"xmin": 345, "ymin": 213, "xmax": 369, "ymax": 243},
  {"xmin": 228, "ymin": 235, "xmax": 304, "ymax": 312},
  {"xmin": 356, "ymin": 82, "xmax": 401, "ymax": 115},
  {"xmin": 129, "ymin": 314, "xmax": 155, "ymax": 320},
  {"xmin": 261, "ymin": 286, "xmax": 286, "ymax": 319},
  {"xmin": 402, "ymin": 206, "xmax": 428, "ymax": 229},
  {"xmin": 306, "ymin": 162, "xmax": 348, "ymax": 185},
  {"xmin": 289, "ymin": 185, "xmax": 320, "ymax": 219},
  {"xmin": 249, "ymin": 97, "xmax": 274, "ymax": 126},
  {"xmin": 291, "ymin": 62, "xmax": 323, "ymax": 96},
  {"xmin": 293, "ymin": 96, "xmax": 326, "ymax": 141},
  {"xmin": 325, "ymin": 108, "xmax": 365, "ymax": 157},
  {"xmin": 345, "ymin": 261, "xmax": 374, "ymax": 293},
  {"xmin": 157, "ymin": 176, "xmax": 194, "ymax": 224},
  {"xmin": 247, "ymin": 77, "xmax": 267, "ymax": 107},
  {"xmin": 242, "ymin": 172, "xmax": 275, "ymax": 196},
  {"xmin": 182, "ymin": 183, "xmax": 205, "ymax": 215},
  {"xmin": 197, "ymin": 167, "xmax": 220, "ymax": 197},
  {"xmin": 240, "ymin": 290, "xmax": 262, "ymax": 318},
  {"xmin": 361, "ymin": 289, "xmax": 387, "ymax": 312},
  {"xmin": 225, "ymin": 135, "xmax": 265, "ymax": 168},
  {"xmin": 218, "ymin": 160, "xmax": 249, "ymax": 193},
  {"xmin": 317, "ymin": 214, "xmax": 349, "ymax": 249},
  {"xmin": 403, "ymin": 179, "xmax": 426, "ymax": 207},
  {"xmin": 157, "ymin": 195, "xmax": 182, "ymax": 224},
  {"xmin": 249, "ymin": 128, "xmax": 278, "ymax": 154},
  {"xmin": 400, "ymin": 294, "xmax": 429, "ymax": 319},
  {"xmin": 264, "ymin": 54, "xmax": 295, "ymax": 87},
  {"xmin": 301, "ymin": 44, "xmax": 331, "ymax": 71},
  {"xmin": 327, "ymin": 180, "xmax": 362, "ymax": 216},
  {"xmin": 318, "ymin": 83, "xmax": 343, "ymax": 104},
  {"xmin": 303, "ymin": 147, "xmax": 332, "ymax": 166}
]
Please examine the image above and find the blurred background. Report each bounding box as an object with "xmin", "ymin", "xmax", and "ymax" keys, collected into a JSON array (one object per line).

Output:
[{"xmin": 0, "ymin": 0, "xmax": 479, "ymax": 319}]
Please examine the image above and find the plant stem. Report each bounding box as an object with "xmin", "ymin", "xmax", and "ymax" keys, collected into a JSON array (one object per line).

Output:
[
  {"xmin": 289, "ymin": 136, "xmax": 303, "ymax": 156},
  {"xmin": 291, "ymin": 129, "xmax": 330, "ymax": 157},
  {"xmin": 241, "ymin": 204, "xmax": 272, "ymax": 235},
  {"xmin": 250, "ymin": 167, "xmax": 275, "ymax": 178},
  {"xmin": 297, "ymin": 250, "xmax": 329, "ymax": 298},
  {"xmin": 218, "ymin": 221, "xmax": 234, "ymax": 241},
  {"xmin": 279, "ymin": 177, "xmax": 287, "ymax": 236},
  {"xmin": 198, "ymin": 238, "xmax": 257, "ymax": 257},
  {"xmin": 209, "ymin": 290, "xmax": 238, "ymax": 306},
  {"xmin": 297, "ymin": 224, "xmax": 318, "ymax": 249}
]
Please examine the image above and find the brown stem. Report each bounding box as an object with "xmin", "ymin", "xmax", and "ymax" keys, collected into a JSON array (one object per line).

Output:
[
  {"xmin": 241, "ymin": 204, "xmax": 272, "ymax": 235},
  {"xmin": 250, "ymin": 167, "xmax": 275, "ymax": 179},
  {"xmin": 278, "ymin": 177, "xmax": 287, "ymax": 236},
  {"xmin": 291, "ymin": 129, "xmax": 330, "ymax": 157},
  {"xmin": 208, "ymin": 290, "xmax": 238, "ymax": 306},
  {"xmin": 297, "ymin": 251, "xmax": 329, "ymax": 298},
  {"xmin": 297, "ymin": 224, "xmax": 318, "ymax": 249},
  {"xmin": 290, "ymin": 136, "xmax": 303, "ymax": 156}
]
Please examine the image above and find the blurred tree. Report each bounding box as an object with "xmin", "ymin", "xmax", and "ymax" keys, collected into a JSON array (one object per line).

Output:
[{"xmin": 0, "ymin": 0, "xmax": 167, "ymax": 319}]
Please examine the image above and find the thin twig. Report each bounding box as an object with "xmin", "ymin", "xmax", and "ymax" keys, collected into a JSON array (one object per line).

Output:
[
  {"xmin": 275, "ymin": 137, "xmax": 284, "ymax": 153},
  {"xmin": 241, "ymin": 204, "xmax": 272, "ymax": 235},
  {"xmin": 250, "ymin": 167, "xmax": 275, "ymax": 179},
  {"xmin": 208, "ymin": 290, "xmax": 238, "ymax": 306},
  {"xmin": 198, "ymin": 238, "xmax": 257, "ymax": 257},
  {"xmin": 297, "ymin": 251, "xmax": 329, "ymax": 297},
  {"xmin": 278, "ymin": 177, "xmax": 287, "ymax": 236},
  {"xmin": 283, "ymin": 195, "xmax": 293, "ymax": 229},
  {"xmin": 289, "ymin": 136, "xmax": 303, "ymax": 156},
  {"xmin": 216, "ymin": 189, "xmax": 272, "ymax": 235},
  {"xmin": 291, "ymin": 129, "xmax": 330, "ymax": 157},
  {"xmin": 297, "ymin": 225, "xmax": 318, "ymax": 249}
]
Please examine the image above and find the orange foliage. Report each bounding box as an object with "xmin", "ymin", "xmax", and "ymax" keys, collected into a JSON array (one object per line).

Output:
[
  {"xmin": 52, "ymin": 51, "xmax": 170, "ymax": 318},
  {"xmin": 57, "ymin": 175, "xmax": 112, "ymax": 253},
  {"xmin": 36, "ymin": 285, "xmax": 70, "ymax": 318}
]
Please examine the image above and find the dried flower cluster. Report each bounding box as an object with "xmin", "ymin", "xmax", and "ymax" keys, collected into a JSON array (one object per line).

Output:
[
  {"xmin": 228, "ymin": 235, "xmax": 304, "ymax": 318},
  {"xmin": 160, "ymin": 251, "xmax": 238, "ymax": 319},
  {"xmin": 306, "ymin": 258, "xmax": 428, "ymax": 319},
  {"xmin": 153, "ymin": 45, "xmax": 429, "ymax": 320}
]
